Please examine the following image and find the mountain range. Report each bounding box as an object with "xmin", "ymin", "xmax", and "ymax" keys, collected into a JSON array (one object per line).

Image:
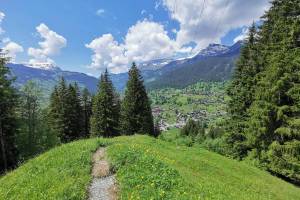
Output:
[{"xmin": 7, "ymin": 41, "xmax": 242, "ymax": 94}]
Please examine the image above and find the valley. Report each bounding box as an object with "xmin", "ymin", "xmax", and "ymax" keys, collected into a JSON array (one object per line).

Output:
[{"xmin": 149, "ymin": 81, "xmax": 227, "ymax": 130}]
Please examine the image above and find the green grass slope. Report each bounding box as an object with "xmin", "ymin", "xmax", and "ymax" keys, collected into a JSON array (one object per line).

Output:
[{"xmin": 0, "ymin": 135, "xmax": 299, "ymax": 200}]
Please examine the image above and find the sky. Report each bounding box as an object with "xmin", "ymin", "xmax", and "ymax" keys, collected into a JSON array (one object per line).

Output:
[{"xmin": 0, "ymin": 0, "xmax": 270, "ymax": 76}]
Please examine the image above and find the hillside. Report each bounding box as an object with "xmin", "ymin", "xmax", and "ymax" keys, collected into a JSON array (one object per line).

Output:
[
  {"xmin": 145, "ymin": 42, "xmax": 241, "ymax": 89},
  {"xmin": 1, "ymin": 135, "xmax": 299, "ymax": 200}
]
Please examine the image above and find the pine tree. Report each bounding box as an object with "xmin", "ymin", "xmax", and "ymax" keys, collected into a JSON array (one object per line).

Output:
[
  {"xmin": 48, "ymin": 77, "xmax": 67, "ymax": 141},
  {"xmin": 0, "ymin": 51, "xmax": 18, "ymax": 172},
  {"xmin": 91, "ymin": 69, "xmax": 120, "ymax": 137},
  {"xmin": 246, "ymin": 0, "xmax": 300, "ymax": 182},
  {"xmin": 18, "ymin": 81, "xmax": 59, "ymax": 160},
  {"xmin": 225, "ymin": 23, "xmax": 261, "ymax": 158},
  {"xmin": 48, "ymin": 78, "xmax": 83, "ymax": 142},
  {"xmin": 18, "ymin": 81, "xmax": 42, "ymax": 159},
  {"xmin": 48, "ymin": 86, "xmax": 63, "ymax": 137},
  {"xmin": 64, "ymin": 83, "xmax": 83, "ymax": 141},
  {"xmin": 120, "ymin": 63, "xmax": 154, "ymax": 135},
  {"xmin": 82, "ymin": 88, "xmax": 92, "ymax": 137}
]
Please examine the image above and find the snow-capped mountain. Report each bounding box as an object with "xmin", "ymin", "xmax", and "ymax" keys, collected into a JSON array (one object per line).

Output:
[
  {"xmin": 6, "ymin": 41, "xmax": 242, "ymax": 94},
  {"xmin": 197, "ymin": 43, "xmax": 230, "ymax": 57},
  {"xmin": 144, "ymin": 41, "xmax": 243, "ymax": 88},
  {"xmin": 137, "ymin": 41, "xmax": 243, "ymax": 73},
  {"xmin": 139, "ymin": 58, "xmax": 173, "ymax": 71},
  {"xmin": 25, "ymin": 62, "xmax": 61, "ymax": 71},
  {"xmin": 7, "ymin": 63, "xmax": 99, "ymax": 94}
]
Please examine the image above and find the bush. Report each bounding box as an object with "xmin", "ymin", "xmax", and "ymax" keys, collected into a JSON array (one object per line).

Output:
[{"xmin": 181, "ymin": 119, "xmax": 205, "ymax": 140}]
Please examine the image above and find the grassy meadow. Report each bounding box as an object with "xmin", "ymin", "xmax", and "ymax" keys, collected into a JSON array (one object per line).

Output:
[{"xmin": 0, "ymin": 135, "xmax": 299, "ymax": 200}]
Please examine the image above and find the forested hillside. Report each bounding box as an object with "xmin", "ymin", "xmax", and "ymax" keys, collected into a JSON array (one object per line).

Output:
[
  {"xmin": 156, "ymin": 0, "xmax": 300, "ymax": 185},
  {"xmin": 0, "ymin": 59, "xmax": 155, "ymax": 173},
  {"xmin": 146, "ymin": 42, "xmax": 241, "ymax": 89}
]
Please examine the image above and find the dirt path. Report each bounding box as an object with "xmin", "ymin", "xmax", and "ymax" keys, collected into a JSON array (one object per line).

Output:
[{"xmin": 88, "ymin": 148, "xmax": 118, "ymax": 200}]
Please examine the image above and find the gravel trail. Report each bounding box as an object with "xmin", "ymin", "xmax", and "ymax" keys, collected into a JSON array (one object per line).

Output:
[{"xmin": 88, "ymin": 148, "xmax": 118, "ymax": 200}]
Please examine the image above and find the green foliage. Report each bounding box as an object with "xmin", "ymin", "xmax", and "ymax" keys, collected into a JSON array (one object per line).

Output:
[
  {"xmin": 17, "ymin": 81, "xmax": 59, "ymax": 160},
  {"xmin": 90, "ymin": 69, "xmax": 120, "ymax": 137},
  {"xmin": 181, "ymin": 119, "xmax": 206, "ymax": 142},
  {"xmin": 149, "ymin": 81, "xmax": 227, "ymax": 125},
  {"xmin": 65, "ymin": 83, "xmax": 84, "ymax": 140},
  {"xmin": 120, "ymin": 63, "xmax": 154, "ymax": 135},
  {"xmin": 48, "ymin": 77, "xmax": 87, "ymax": 142},
  {"xmin": 81, "ymin": 88, "xmax": 92, "ymax": 137},
  {"xmin": 246, "ymin": 0, "xmax": 300, "ymax": 182},
  {"xmin": 225, "ymin": 23, "xmax": 260, "ymax": 159},
  {"xmin": 0, "ymin": 54, "xmax": 18, "ymax": 173},
  {"xmin": 226, "ymin": 0, "xmax": 300, "ymax": 182}
]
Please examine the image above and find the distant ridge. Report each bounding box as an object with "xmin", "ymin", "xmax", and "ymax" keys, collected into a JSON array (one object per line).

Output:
[
  {"xmin": 7, "ymin": 63, "xmax": 99, "ymax": 94},
  {"xmin": 6, "ymin": 41, "xmax": 242, "ymax": 94}
]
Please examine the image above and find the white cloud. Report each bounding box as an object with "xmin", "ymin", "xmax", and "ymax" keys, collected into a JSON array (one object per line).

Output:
[
  {"xmin": 28, "ymin": 23, "xmax": 67, "ymax": 64},
  {"xmin": 3, "ymin": 41, "xmax": 24, "ymax": 61},
  {"xmin": 124, "ymin": 20, "xmax": 178, "ymax": 62},
  {"xmin": 85, "ymin": 34, "xmax": 127, "ymax": 73},
  {"xmin": 141, "ymin": 9, "xmax": 147, "ymax": 15},
  {"xmin": 87, "ymin": 0, "xmax": 270, "ymax": 74},
  {"xmin": 234, "ymin": 27, "xmax": 249, "ymax": 43},
  {"xmin": 0, "ymin": 11, "xmax": 5, "ymax": 34},
  {"xmin": 0, "ymin": 12, "xmax": 24, "ymax": 62},
  {"xmin": 86, "ymin": 20, "xmax": 179, "ymax": 74},
  {"xmin": 96, "ymin": 9, "xmax": 105, "ymax": 16},
  {"xmin": 162, "ymin": 0, "xmax": 270, "ymax": 50}
]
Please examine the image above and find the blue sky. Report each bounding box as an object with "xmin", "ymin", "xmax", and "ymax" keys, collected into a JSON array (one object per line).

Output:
[{"xmin": 0, "ymin": 0, "xmax": 270, "ymax": 75}]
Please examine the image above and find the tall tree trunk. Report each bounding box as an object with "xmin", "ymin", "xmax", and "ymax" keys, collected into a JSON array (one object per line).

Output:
[{"xmin": 0, "ymin": 120, "xmax": 8, "ymax": 171}]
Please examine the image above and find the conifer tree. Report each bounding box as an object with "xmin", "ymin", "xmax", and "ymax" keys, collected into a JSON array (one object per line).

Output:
[
  {"xmin": 64, "ymin": 83, "xmax": 83, "ymax": 141},
  {"xmin": 246, "ymin": 0, "xmax": 300, "ymax": 182},
  {"xmin": 48, "ymin": 86, "xmax": 63, "ymax": 137},
  {"xmin": 18, "ymin": 81, "xmax": 42, "ymax": 158},
  {"xmin": 120, "ymin": 63, "xmax": 154, "ymax": 135},
  {"xmin": 82, "ymin": 88, "xmax": 92, "ymax": 137},
  {"xmin": 48, "ymin": 78, "xmax": 67, "ymax": 141},
  {"xmin": 18, "ymin": 81, "xmax": 59, "ymax": 160},
  {"xmin": 225, "ymin": 23, "xmax": 261, "ymax": 158},
  {"xmin": 0, "ymin": 51, "xmax": 18, "ymax": 172},
  {"xmin": 48, "ymin": 78, "xmax": 84, "ymax": 142},
  {"xmin": 91, "ymin": 69, "xmax": 120, "ymax": 137}
]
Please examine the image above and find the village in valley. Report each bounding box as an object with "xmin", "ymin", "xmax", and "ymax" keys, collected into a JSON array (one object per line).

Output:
[{"xmin": 150, "ymin": 81, "xmax": 227, "ymax": 131}]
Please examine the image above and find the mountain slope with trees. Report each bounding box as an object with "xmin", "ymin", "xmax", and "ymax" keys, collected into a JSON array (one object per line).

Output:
[
  {"xmin": 6, "ymin": 41, "xmax": 242, "ymax": 93},
  {"xmin": 224, "ymin": 0, "xmax": 300, "ymax": 183},
  {"xmin": 0, "ymin": 52, "xmax": 18, "ymax": 173}
]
